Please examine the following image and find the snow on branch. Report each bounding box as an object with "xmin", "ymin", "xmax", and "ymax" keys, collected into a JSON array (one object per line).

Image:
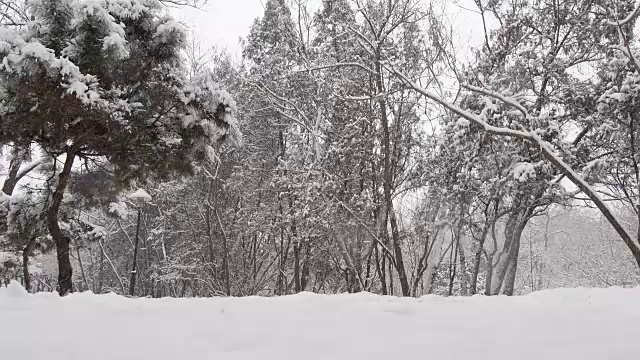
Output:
[
  {"xmin": 159, "ymin": 0, "xmax": 207, "ymax": 9},
  {"xmin": 386, "ymin": 64, "xmax": 639, "ymax": 260},
  {"xmin": 606, "ymin": 1, "xmax": 640, "ymax": 26},
  {"xmin": 0, "ymin": 28, "xmax": 104, "ymax": 106},
  {"xmin": 181, "ymin": 75, "xmax": 242, "ymax": 161},
  {"xmin": 248, "ymin": 80, "xmax": 318, "ymax": 136},
  {"xmin": 462, "ymin": 84, "xmax": 529, "ymax": 118},
  {"xmin": 386, "ymin": 65, "xmax": 533, "ymax": 140},
  {"xmin": 296, "ymin": 62, "xmax": 379, "ymax": 76}
]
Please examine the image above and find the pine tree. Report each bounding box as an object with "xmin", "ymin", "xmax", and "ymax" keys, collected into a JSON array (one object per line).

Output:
[{"xmin": 0, "ymin": 0, "xmax": 241, "ymax": 295}]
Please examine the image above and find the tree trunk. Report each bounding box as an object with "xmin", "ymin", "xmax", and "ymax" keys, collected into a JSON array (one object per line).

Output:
[
  {"xmin": 423, "ymin": 236, "xmax": 444, "ymax": 295},
  {"xmin": 364, "ymin": 248, "xmax": 373, "ymax": 291},
  {"xmin": 387, "ymin": 256, "xmax": 394, "ymax": 295},
  {"xmin": 2, "ymin": 147, "xmax": 42, "ymax": 196},
  {"xmin": 97, "ymin": 243, "xmax": 104, "ymax": 294},
  {"xmin": 301, "ymin": 241, "xmax": 311, "ymax": 291},
  {"xmin": 141, "ymin": 214, "xmax": 150, "ymax": 296},
  {"xmin": 376, "ymin": 54, "xmax": 409, "ymax": 296},
  {"xmin": 375, "ymin": 246, "xmax": 387, "ymax": 295},
  {"xmin": 502, "ymin": 237, "xmax": 521, "ymax": 295},
  {"xmin": 448, "ymin": 235, "xmax": 458, "ymax": 296},
  {"xmin": 129, "ymin": 208, "xmax": 142, "ymax": 296},
  {"xmin": 412, "ymin": 238, "xmax": 430, "ymax": 296},
  {"xmin": 1, "ymin": 149, "xmax": 24, "ymax": 234},
  {"xmin": 388, "ymin": 207, "xmax": 410, "ymax": 296},
  {"xmin": 76, "ymin": 244, "xmax": 89, "ymax": 292},
  {"xmin": 458, "ymin": 239, "xmax": 470, "ymax": 296},
  {"xmin": 216, "ymin": 209, "xmax": 231, "ymax": 296},
  {"xmin": 205, "ymin": 179, "xmax": 217, "ymax": 279},
  {"xmin": 484, "ymin": 254, "xmax": 494, "ymax": 296},
  {"xmin": 2, "ymin": 153, "xmax": 22, "ymax": 196},
  {"xmin": 490, "ymin": 212, "xmax": 526, "ymax": 295},
  {"xmin": 22, "ymin": 237, "xmax": 36, "ymax": 292},
  {"xmin": 47, "ymin": 150, "xmax": 77, "ymax": 296},
  {"xmin": 293, "ymin": 241, "xmax": 301, "ymax": 293},
  {"xmin": 452, "ymin": 218, "xmax": 470, "ymax": 296},
  {"xmin": 470, "ymin": 221, "xmax": 490, "ymax": 295},
  {"xmin": 98, "ymin": 238, "xmax": 125, "ymax": 294},
  {"xmin": 485, "ymin": 220, "xmax": 497, "ymax": 296}
]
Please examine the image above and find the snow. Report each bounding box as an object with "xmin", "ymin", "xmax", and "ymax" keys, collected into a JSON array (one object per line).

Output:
[
  {"xmin": 106, "ymin": 0, "xmax": 156, "ymax": 20},
  {"xmin": 179, "ymin": 77, "xmax": 243, "ymax": 150},
  {"xmin": 0, "ymin": 251, "xmax": 18, "ymax": 269},
  {"xmin": 102, "ymin": 32, "xmax": 129, "ymax": 56},
  {"xmin": 128, "ymin": 188, "xmax": 152, "ymax": 203},
  {"xmin": 108, "ymin": 201, "xmax": 129, "ymax": 218},
  {"xmin": 1, "ymin": 283, "xmax": 638, "ymax": 360},
  {"xmin": 66, "ymin": 80, "xmax": 89, "ymax": 96},
  {"xmin": 68, "ymin": 0, "xmax": 130, "ymax": 58},
  {"xmin": 154, "ymin": 19, "xmax": 185, "ymax": 43},
  {"xmin": 513, "ymin": 161, "xmax": 537, "ymax": 182},
  {"xmin": 608, "ymin": 92, "xmax": 628, "ymax": 102},
  {"xmin": 606, "ymin": 0, "xmax": 640, "ymax": 25},
  {"xmin": 0, "ymin": 28, "xmax": 105, "ymax": 106}
]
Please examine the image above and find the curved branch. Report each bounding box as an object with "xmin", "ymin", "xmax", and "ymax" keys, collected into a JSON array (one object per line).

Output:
[
  {"xmin": 387, "ymin": 65, "xmax": 640, "ymax": 267},
  {"xmin": 387, "ymin": 65, "xmax": 533, "ymax": 140},
  {"xmin": 606, "ymin": 1, "xmax": 640, "ymax": 26},
  {"xmin": 463, "ymin": 84, "xmax": 529, "ymax": 118}
]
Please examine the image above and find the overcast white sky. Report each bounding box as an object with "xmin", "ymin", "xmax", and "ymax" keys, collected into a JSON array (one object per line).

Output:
[
  {"xmin": 171, "ymin": 1, "xmax": 269, "ymax": 58},
  {"xmin": 172, "ymin": 0, "xmax": 489, "ymax": 59}
]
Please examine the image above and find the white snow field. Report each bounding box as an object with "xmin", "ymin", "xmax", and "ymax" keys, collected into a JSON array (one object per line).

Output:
[{"xmin": 1, "ymin": 282, "xmax": 638, "ymax": 360}]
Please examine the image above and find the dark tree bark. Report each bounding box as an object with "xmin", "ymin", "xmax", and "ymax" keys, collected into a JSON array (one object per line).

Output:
[
  {"xmin": 2, "ymin": 154, "xmax": 22, "ymax": 196},
  {"xmin": 375, "ymin": 246, "xmax": 388, "ymax": 295},
  {"xmin": 1, "ymin": 148, "xmax": 42, "ymax": 197},
  {"xmin": 216, "ymin": 208, "xmax": 231, "ymax": 296},
  {"xmin": 293, "ymin": 240, "xmax": 301, "ymax": 292},
  {"xmin": 470, "ymin": 216, "xmax": 491, "ymax": 295},
  {"xmin": 375, "ymin": 54, "xmax": 410, "ymax": 296},
  {"xmin": 412, "ymin": 229, "xmax": 440, "ymax": 296},
  {"xmin": 97, "ymin": 244, "xmax": 104, "ymax": 294},
  {"xmin": 47, "ymin": 149, "xmax": 77, "ymax": 296},
  {"xmin": 387, "ymin": 256, "xmax": 394, "ymax": 295},
  {"xmin": 22, "ymin": 237, "xmax": 36, "ymax": 292},
  {"xmin": 490, "ymin": 209, "xmax": 528, "ymax": 295},
  {"xmin": 129, "ymin": 208, "xmax": 142, "ymax": 296},
  {"xmin": 484, "ymin": 256, "xmax": 493, "ymax": 296},
  {"xmin": 76, "ymin": 244, "xmax": 89, "ymax": 292},
  {"xmin": 300, "ymin": 241, "xmax": 311, "ymax": 291},
  {"xmin": 1, "ymin": 149, "xmax": 25, "ymax": 233},
  {"xmin": 458, "ymin": 240, "xmax": 469, "ymax": 296},
  {"xmin": 388, "ymin": 208, "xmax": 409, "ymax": 296},
  {"xmin": 447, "ymin": 234, "xmax": 458, "ymax": 296},
  {"xmin": 502, "ymin": 236, "xmax": 522, "ymax": 296}
]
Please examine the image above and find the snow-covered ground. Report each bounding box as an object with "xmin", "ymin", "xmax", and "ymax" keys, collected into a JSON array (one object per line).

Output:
[{"xmin": 1, "ymin": 282, "xmax": 637, "ymax": 360}]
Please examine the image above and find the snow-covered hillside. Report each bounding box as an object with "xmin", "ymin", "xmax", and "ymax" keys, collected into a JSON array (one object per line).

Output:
[{"xmin": 0, "ymin": 282, "xmax": 637, "ymax": 360}]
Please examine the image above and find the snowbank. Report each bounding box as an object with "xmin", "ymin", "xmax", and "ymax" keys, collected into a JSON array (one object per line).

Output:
[{"xmin": 1, "ymin": 282, "xmax": 638, "ymax": 359}]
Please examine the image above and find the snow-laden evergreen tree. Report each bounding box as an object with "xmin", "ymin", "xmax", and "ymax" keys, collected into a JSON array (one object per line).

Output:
[
  {"xmin": 240, "ymin": 0, "xmax": 311, "ymax": 295},
  {"xmin": 0, "ymin": 0, "xmax": 241, "ymax": 295}
]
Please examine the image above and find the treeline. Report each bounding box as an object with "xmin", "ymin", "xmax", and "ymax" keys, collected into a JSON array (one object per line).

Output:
[{"xmin": 1, "ymin": 0, "xmax": 640, "ymax": 297}]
